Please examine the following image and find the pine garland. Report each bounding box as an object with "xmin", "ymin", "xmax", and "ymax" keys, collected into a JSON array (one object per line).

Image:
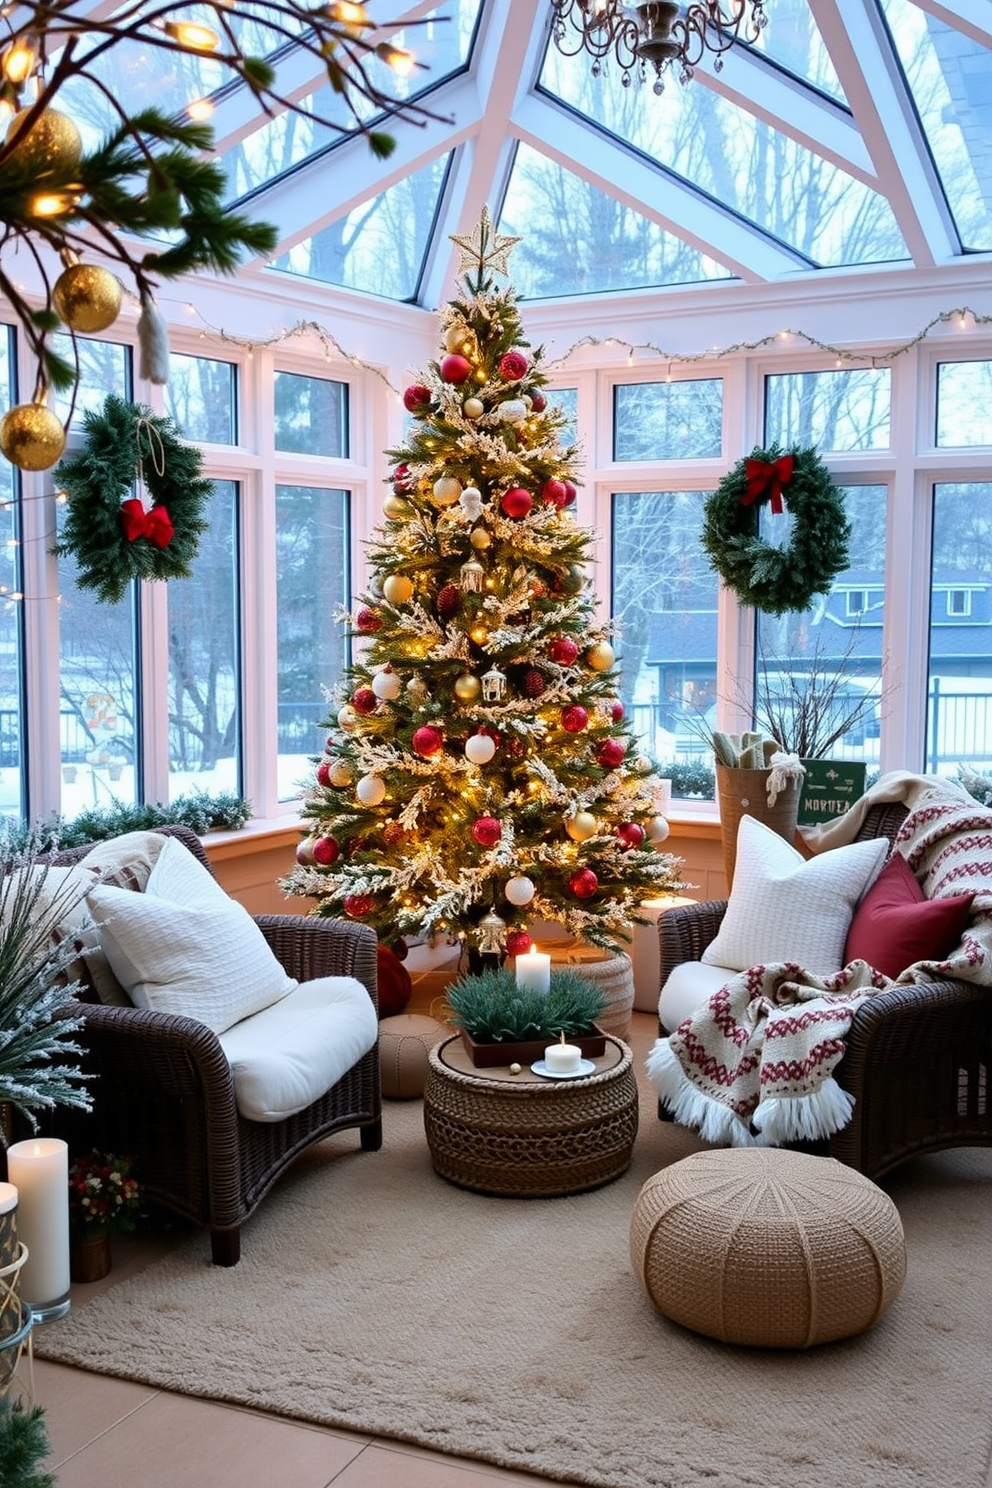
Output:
[
  {"xmin": 53, "ymin": 394, "xmax": 211, "ymax": 604},
  {"xmin": 701, "ymin": 443, "xmax": 850, "ymax": 616}
]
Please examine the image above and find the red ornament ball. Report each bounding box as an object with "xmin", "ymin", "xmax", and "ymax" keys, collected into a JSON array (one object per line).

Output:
[
  {"xmin": 471, "ymin": 816, "xmax": 502, "ymax": 848},
  {"xmin": 615, "ymin": 822, "xmax": 646, "ymax": 849},
  {"xmin": 312, "ymin": 835, "xmax": 340, "ymax": 866},
  {"xmin": 569, "ymin": 867, "xmax": 599, "ymax": 899},
  {"xmin": 412, "ymin": 725, "xmax": 444, "ymax": 757},
  {"xmin": 403, "ymin": 384, "xmax": 431, "ymax": 412},
  {"xmin": 355, "ymin": 606, "xmax": 381, "ymax": 634},
  {"xmin": 391, "ymin": 938, "xmax": 409, "ymax": 962},
  {"xmin": 392, "ymin": 463, "xmax": 413, "ymax": 493},
  {"xmin": 382, "ymin": 821, "xmax": 405, "ymax": 847},
  {"xmin": 440, "ymin": 354, "xmax": 472, "ymax": 385},
  {"xmin": 501, "ymin": 487, "xmax": 533, "ymax": 519},
  {"xmin": 530, "ymin": 390, "xmax": 547, "ymax": 413},
  {"xmin": 523, "ymin": 668, "xmax": 546, "ymax": 697},
  {"xmin": 505, "ymin": 929, "xmax": 533, "ymax": 957},
  {"xmin": 596, "ymin": 738, "xmax": 626, "ymax": 769},
  {"xmin": 352, "ymin": 687, "xmax": 378, "ymax": 715},
  {"xmin": 316, "ymin": 760, "xmax": 333, "ymax": 788},
  {"xmin": 343, "ymin": 893, "xmax": 374, "ymax": 917},
  {"xmin": 542, "ymin": 478, "xmax": 568, "ymax": 508},
  {"xmin": 561, "ymin": 480, "xmax": 577, "ymax": 507},
  {"xmin": 503, "ymin": 736, "xmax": 525, "ymax": 760},
  {"xmin": 560, "ymin": 705, "xmax": 589, "ymax": 733},
  {"xmin": 499, "ymin": 350, "xmax": 529, "ymax": 382},
  {"xmin": 478, "ymin": 723, "xmax": 502, "ymax": 745},
  {"xmin": 437, "ymin": 583, "xmax": 461, "ymax": 619},
  {"xmin": 548, "ymin": 637, "xmax": 579, "ymax": 666},
  {"xmin": 611, "ymin": 700, "xmax": 624, "ymax": 722}
]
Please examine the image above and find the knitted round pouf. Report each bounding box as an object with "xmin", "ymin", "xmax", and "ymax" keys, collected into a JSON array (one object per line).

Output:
[
  {"xmin": 379, "ymin": 1015, "xmax": 446, "ymax": 1099},
  {"xmin": 630, "ymin": 1148, "xmax": 906, "ymax": 1348}
]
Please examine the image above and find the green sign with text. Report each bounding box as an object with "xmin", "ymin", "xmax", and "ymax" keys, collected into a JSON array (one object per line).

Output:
[{"xmin": 798, "ymin": 760, "xmax": 868, "ymax": 827}]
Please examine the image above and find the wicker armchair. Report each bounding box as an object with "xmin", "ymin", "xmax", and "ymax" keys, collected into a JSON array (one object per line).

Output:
[
  {"xmin": 658, "ymin": 802, "xmax": 992, "ymax": 1179},
  {"xmin": 51, "ymin": 826, "xmax": 381, "ymax": 1265}
]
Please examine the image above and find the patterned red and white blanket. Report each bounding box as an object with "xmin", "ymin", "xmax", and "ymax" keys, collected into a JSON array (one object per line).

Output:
[{"xmin": 648, "ymin": 773, "xmax": 992, "ymax": 1148}]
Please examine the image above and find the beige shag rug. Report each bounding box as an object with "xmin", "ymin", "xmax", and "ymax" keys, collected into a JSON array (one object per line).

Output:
[{"xmin": 37, "ymin": 1065, "xmax": 992, "ymax": 1488}]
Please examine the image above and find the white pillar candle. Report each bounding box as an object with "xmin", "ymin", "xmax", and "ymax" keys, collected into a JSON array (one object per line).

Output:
[
  {"xmin": 7, "ymin": 1138, "xmax": 71, "ymax": 1321},
  {"xmin": 631, "ymin": 895, "xmax": 695, "ymax": 1012},
  {"xmin": 515, "ymin": 944, "xmax": 551, "ymax": 996},
  {"xmin": 544, "ymin": 1037, "xmax": 581, "ymax": 1074}
]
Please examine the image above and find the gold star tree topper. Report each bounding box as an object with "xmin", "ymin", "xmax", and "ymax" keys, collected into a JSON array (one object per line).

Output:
[{"xmin": 449, "ymin": 205, "xmax": 521, "ymax": 279}]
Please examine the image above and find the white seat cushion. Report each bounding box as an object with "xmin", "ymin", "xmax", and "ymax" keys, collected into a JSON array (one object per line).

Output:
[
  {"xmin": 702, "ymin": 816, "xmax": 888, "ymax": 976},
  {"xmin": 218, "ymin": 976, "xmax": 378, "ymax": 1121},
  {"xmin": 659, "ymin": 961, "xmax": 737, "ymax": 1033},
  {"xmin": 86, "ymin": 835, "xmax": 296, "ymax": 1034}
]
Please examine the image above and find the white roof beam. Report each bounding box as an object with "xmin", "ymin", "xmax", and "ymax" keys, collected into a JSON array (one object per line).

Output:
[{"xmin": 912, "ymin": 0, "xmax": 992, "ymax": 48}]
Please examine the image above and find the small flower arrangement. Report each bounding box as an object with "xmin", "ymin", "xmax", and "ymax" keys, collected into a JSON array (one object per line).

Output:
[{"xmin": 68, "ymin": 1151, "xmax": 142, "ymax": 1235}]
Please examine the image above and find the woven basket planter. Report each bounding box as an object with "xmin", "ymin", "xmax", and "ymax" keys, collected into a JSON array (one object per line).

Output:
[
  {"xmin": 715, "ymin": 762, "xmax": 801, "ymax": 889},
  {"xmin": 543, "ymin": 947, "xmax": 635, "ymax": 1041}
]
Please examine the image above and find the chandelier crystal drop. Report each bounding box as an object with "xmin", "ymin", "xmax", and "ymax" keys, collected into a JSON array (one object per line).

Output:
[{"xmin": 549, "ymin": 0, "xmax": 768, "ymax": 93}]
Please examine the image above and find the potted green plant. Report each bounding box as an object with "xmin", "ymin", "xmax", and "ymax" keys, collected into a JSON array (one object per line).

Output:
[
  {"xmin": 445, "ymin": 967, "xmax": 607, "ymax": 1068},
  {"xmin": 68, "ymin": 1151, "xmax": 142, "ymax": 1282}
]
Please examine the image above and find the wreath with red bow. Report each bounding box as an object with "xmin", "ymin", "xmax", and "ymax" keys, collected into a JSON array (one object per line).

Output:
[
  {"xmin": 701, "ymin": 443, "xmax": 850, "ymax": 615},
  {"xmin": 53, "ymin": 394, "xmax": 211, "ymax": 605}
]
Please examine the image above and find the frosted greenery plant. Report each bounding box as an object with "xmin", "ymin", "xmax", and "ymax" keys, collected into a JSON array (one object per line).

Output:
[
  {"xmin": 445, "ymin": 968, "xmax": 606, "ymax": 1043},
  {"xmin": 0, "ymin": 832, "xmax": 93, "ymax": 1139}
]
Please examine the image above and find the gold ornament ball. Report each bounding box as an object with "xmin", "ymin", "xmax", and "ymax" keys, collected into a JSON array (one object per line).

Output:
[
  {"xmin": 6, "ymin": 107, "xmax": 82, "ymax": 173},
  {"xmin": 52, "ymin": 263, "xmax": 122, "ymax": 334},
  {"xmin": 382, "ymin": 573, "xmax": 414, "ymax": 605},
  {"xmin": 463, "ymin": 397, "xmax": 484, "ymax": 419},
  {"xmin": 382, "ymin": 493, "xmax": 412, "ymax": 519},
  {"xmin": 566, "ymin": 811, "xmax": 598, "ymax": 842},
  {"xmin": 587, "ymin": 640, "xmax": 616, "ymax": 672},
  {"xmin": 509, "ymin": 1063, "xmax": 522, "ymax": 1075},
  {"xmin": 470, "ymin": 527, "xmax": 492, "ymax": 550},
  {"xmin": 328, "ymin": 760, "xmax": 354, "ymax": 787},
  {"xmin": 454, "ymin": 673, "xmax": 481, "ymax": 702},
  {"xmin": 0, "ymin": 402, "xmax": 66, "ymax": 471},
  {"xmin": 444, "ymin": 323, "xmax": 468, "ymax": 352},
  {"xmin": 433, "ymin": 475, "xmax": 462, "ymax": 507}
]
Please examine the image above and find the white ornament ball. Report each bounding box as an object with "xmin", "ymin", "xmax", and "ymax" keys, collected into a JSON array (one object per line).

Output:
[
  {"xmin": 328, "ymin": 759, "xmax": 353, "ymax": 787},
  {"xmin": 465, "ymin": 733, "xmax": 496, "ymax": 765},
  {"xmin": 647, "ymin": 815, "xmax": 671, "ymax": 844},
  {"xmin": 565, "ymin": 811, "xmax": 598, "ymax": 842},
  {"xmin": 499, "ymin": 399, "xmax": 528, "ymax": 425},
  {"xmin": 356, "ymin": 775, "xmax": 387, "ymax": 807},
  {"xmin": 463, "ymin": 397, "xmax": 484, "ymax": 419},
  {"xmin": 382, "ymin": 573, "xmax": 414, "ymax": 605},
  {"xmin": 433, "ymin": 475, "xmax": 462, "ymax": 506},
  {"xmin": 337, "ymin": 704, "xmax": 358, "ymax": 732},
  {"xmin": 635, "ymin": 755, "xmax": 654, "ymax": 775},
  {"xmin": 372, "ymin": 669, "xmax": 402, "ymax": 701},
  {"xmin": 504, "ymin": 875, "xmax": 536, "ymax": 907},
  {"xmin": 587, "ymin": 640, "xmax": 615, "ymax": 672}
]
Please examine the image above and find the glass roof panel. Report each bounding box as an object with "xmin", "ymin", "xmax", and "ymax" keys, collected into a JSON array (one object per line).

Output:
[
  {"xmin": 740, "ymin": 0, "xmax": 848, "ymax": 104},
  {"xmin": 220, "ymin": 2, "xmax": 478, "ymax": 202},
  {"xmin": 269, "ymin": 153, "xmax": 451, "ymax": 298},
  {"xmin": 878, "ymin": 0, "xmax": 992, "ymax": 252},
  {"xmin": 500, "ymin": 143, "xmax": 734, "ymax": 299},
  {"xmin": 539, "ymin": 45, "xmax": 908, "ymax": 268}
]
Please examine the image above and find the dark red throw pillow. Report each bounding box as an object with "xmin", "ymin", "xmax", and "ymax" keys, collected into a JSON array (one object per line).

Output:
[
  {"xmin": 376, "ymin": 944, "xmax": 413, "ymax": 1018},
  {"xmin": 844, "ymin": 851, "xmax": 974, "ymax": 979}
]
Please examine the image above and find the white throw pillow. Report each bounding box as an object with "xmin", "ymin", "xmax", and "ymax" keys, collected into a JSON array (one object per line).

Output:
[
  {"xmin": 78, "ymin": 831, "xmax": 173, "ymax": 1005},
  {"xmin": 701, "ymin": 815, "xmax": 888, "ymax": 975},
  {"xmin": 85, "ymin": 835, "xmax": 296, "ymax": 1033}
]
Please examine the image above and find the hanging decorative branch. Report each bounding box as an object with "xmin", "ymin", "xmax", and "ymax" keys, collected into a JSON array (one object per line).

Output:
[
  {"xmin": 52, "ymin": 394, "xmax": 211, "ymax": 604},
  {"xmin": 701, "ymin": 444, "xmax": 850, "ymax": 616}
]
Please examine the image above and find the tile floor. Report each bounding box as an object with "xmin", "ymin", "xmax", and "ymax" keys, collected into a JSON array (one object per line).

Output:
[{"xmin": 27, "ymin": 1009, "xmax": 660, "ymax": 1488}]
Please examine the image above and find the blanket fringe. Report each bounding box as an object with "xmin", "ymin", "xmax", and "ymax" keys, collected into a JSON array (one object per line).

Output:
[
  {"xmin": 753, "ymin": 1079, "xmax": 855, "ymax": 1145},
  {"xmin": 646, "ymin": 1039, "xmax": 759, "ymax": 1148}
]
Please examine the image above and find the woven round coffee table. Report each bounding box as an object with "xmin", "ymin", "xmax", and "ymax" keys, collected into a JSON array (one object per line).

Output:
[{"xmin": 424, "ymin": 1034, "xmax": 638, "ymax": 1197}]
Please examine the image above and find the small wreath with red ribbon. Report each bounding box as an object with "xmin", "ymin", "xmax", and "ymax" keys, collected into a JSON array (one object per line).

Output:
[
  {"xmin": 701, "ymin": 443, "xmax": 850, "ymax": 615},
  {"xmin": 53, "ymin": 394, "xmax": 211, "ymax": 605}
]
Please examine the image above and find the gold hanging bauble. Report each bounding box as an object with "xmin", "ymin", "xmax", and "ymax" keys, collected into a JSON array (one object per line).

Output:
[
  {"xmin": 53, "ymin": 263, "xmax": 123, "ymax": 334},
  {"xmin": 454, "ymin": 673, "xmax": 481, "ymax": 702},
  {"xmin": 0, "ymin": 402, "xmax": 66, "ymax": 471},
  {"xmin": 5, "ymin": 107, "xmax": 82, "ymax": 174},
  {"xmin": 470, "ymin": 527, "xmax": 491, "ymax": 550}
]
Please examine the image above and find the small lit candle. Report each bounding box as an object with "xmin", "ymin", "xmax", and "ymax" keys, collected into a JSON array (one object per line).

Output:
[
  {"xmin": 7, "ymin": 1138, "xmax": 70, "ymax": 1321},
  {"xmin": 544, "ymin": 1032, "xmax": 581, "ymax": 1075},
  {"xmin": 514, "ymin": 943, "xmax": 551, "ymax": 996}
]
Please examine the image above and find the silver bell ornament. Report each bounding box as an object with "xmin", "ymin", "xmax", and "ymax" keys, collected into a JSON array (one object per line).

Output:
[{"xmin": 477, "ymin": 910, "xmax": 507, "ymax": 954}]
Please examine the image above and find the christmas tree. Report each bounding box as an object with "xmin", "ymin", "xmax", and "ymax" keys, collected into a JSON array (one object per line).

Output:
[{"xmin": 283, "ymin": 208, "xmax": 685, "ymax": 965}]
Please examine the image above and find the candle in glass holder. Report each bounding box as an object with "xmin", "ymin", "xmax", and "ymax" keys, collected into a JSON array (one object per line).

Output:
[
  {"xmin": 544, "ymin": 1032, "xmax": 581, "ymax": 1074},
  {"xmin": 515, "ymin": 943, "xmax": 551, "ymax": 995},
  {"xmin": 7, "ymin": 1138, "xmax": 71, "ymax": 1321},
  {"xmin": 0, "ymin": 1182, "xmax": 19, "ymax": 1337}
]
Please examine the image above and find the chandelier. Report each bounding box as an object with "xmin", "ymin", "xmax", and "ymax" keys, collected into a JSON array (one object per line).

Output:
[{"xmin": 548, "ymin": 1, "xmax": 768, "ymax": 93}]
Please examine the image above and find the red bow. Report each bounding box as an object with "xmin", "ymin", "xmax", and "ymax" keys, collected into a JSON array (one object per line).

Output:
[
  {"xmin": 120, "ymin": 498, "xmax": 174, "ymax": 549},
  {"xmin": 742, "ymin": 454, "xmax": 794, "ymax": 515}
]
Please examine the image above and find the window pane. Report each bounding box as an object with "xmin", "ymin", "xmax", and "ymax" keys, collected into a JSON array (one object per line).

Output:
[
  {"xmin": 168, "ymin": 479, "xmax": 241, "ymax": 799},
  {"xmin": 612, "ymin": 491, "xmax": 718, "ymax": 800},
  {"xmin": 164, "ymin": 355, "xmax": 237, "ymax": 444},
  {"xmin": 274, "ymin": 374, "xmax": 349, "ymax": 457},
  {"xmin": 57, "ymin": 509, "xmax": 139, "ymax": 816},
  {"xmin": 927, "ymin": 481, "xmax": 992, "ymax": 776},
  {"xmin": 755, "ymin": 485, "xmax": 887, "ymax": 765},
  {"xmin": 743, "ymin": 0, "xmax": 847, "ymax": 103},
  {"xmin": 551, "ymin": 387, "xmax": 578, "ymax": 448},
  {"xmin": 936, "ymin": 361, "xmax": 992, "ymax": 446},
  {"xmin": 765, "ymin": 368, "xmax": 891, "ymax": 450},
  {"xmin": 0, "ymin": 328, "xmax": 24, "ymax": 819},
  {"xmin": 615, "ymin": 381, "xmax": 723, "ymax": 461},
  {"xmin": 52, "ymin": 336, "xmax": 129, "ymax": 425},
  {"xmin": 275, "ymin": 485, "xmax": 350, "ymax": 802}
]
